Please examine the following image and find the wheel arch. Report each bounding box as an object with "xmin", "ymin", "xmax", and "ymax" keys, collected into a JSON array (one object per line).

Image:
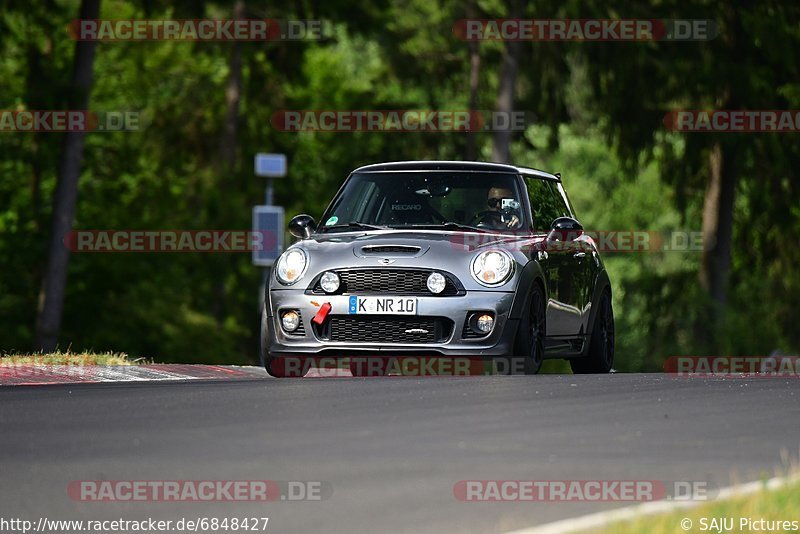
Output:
[
  {"xmin": 585, "ymin": 268, "xmax": 612, "ymax": 336},
  {"xmin": 509, "ymin": 260, "xmax": 547, "ymax": 320}
]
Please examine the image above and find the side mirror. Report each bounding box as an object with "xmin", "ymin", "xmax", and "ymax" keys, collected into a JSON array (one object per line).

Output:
[
  {"xmin": 547, "ymin": 217, "xmax": 583, "ymax": 241},
  {"xmin": 288, "ymin": 214, "xmax": 317, "ymax": 239}
]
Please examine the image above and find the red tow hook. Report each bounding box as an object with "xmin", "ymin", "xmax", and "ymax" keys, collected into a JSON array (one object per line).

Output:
[{"xmin": 312, "ymin": 302, "xmax": 332, "ymax": 325}]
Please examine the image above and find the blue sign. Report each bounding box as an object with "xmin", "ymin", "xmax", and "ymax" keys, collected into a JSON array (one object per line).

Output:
[
  {"xmin": 252, "ymin": 206, "xmax": 285, "ymax": 266},
  {"xmin": 254, "ymin": 153, "xmax": 287, "ymax": 177}
]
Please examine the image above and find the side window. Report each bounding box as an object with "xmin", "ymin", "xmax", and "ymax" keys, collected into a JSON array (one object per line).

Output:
[
  {"xmin": 549, "ymin": 182, "xmax": 572, "ymax": 218},
  {"xmin": 525, "ymin": 178, "xmax": 563, "ymax": 231}
]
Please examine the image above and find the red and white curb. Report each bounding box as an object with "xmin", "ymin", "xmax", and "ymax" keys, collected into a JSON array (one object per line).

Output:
[{"xmin": 0, "ymin": 364, "xmax": 267, "ymax": 386}]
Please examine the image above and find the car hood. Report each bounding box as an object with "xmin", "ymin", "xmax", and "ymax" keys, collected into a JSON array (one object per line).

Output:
[{"xmin": 306, "ymin": 229, "xmax": 542, "ymax": 255}]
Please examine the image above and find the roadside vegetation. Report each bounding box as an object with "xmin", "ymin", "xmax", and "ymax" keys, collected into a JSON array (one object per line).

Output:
[
  {"xmin": 593, "ymin": 476, "xmax": 800, "ymax": 534},
  {"xmin": 0, "ymin": 350, "xmax": 142, "ymax": 366},
  {"xmin": 2, "ymin": 1, "xmax": 798, "ymax": 367}
]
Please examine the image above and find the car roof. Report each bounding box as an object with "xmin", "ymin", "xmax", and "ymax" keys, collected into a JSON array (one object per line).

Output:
[{"xmin": 352, "ymin": 161, "xmax": 560, "ymax": 181}]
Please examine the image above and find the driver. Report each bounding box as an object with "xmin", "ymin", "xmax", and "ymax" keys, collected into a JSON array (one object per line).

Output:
[{"xmin": 478, "ymin": 186, "xmax": 521, "ymax": 229}]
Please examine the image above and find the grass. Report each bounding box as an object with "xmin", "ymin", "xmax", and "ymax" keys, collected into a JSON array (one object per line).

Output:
[
  {"xmin": 0, "ymin": 350, "xmax": 145, "ymax": 366},
  {"xmin": 591, "ymin": 476, "xmax": 800, "ymax": 534}
]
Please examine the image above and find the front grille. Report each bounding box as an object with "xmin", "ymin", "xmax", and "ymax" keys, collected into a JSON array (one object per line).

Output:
[
  {"xmin": 314, "ymin": 316, "xmax": 453, "ymax": 343},
  {"xmin": 309, "ymin": 269, "xmax": 461, "ymax": 296}
]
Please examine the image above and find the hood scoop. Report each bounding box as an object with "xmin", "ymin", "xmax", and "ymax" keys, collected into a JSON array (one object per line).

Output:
[
  {"xmin": 360, "ymin": 244, "xmax": 421, "ymax": 255},
  {"xmin": 356, "ymin": 244, "xmax": 430, "ymax": 259}
]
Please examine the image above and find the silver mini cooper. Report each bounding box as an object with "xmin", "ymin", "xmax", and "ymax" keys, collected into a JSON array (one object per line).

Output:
[{"xmin": 260, "ymin": 161, "xmax": 614, "ymax": 377}]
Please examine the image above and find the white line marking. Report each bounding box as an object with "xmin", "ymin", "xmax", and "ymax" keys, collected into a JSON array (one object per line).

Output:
[{"xmin": 504, "ymin": 473, "xmax": 800, "ymax": 534}]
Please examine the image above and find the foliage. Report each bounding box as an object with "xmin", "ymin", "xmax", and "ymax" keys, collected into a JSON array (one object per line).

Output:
[{"xmin": 1, "ymin": 0, "xmax": 797, "ymax": 368}]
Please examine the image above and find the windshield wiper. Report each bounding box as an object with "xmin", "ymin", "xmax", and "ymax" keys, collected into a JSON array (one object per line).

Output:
[
  {"xmin": 323, "ymin": 221, "xmax": 388, "ymax": 232},
  {"xmin": 388, "ymin": 222, "xmax": 491, "ymax": 233}
]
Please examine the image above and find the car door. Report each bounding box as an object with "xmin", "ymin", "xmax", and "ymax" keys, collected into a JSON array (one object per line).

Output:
[
  {"xmin": 548, "ymin": 181, "xmax": 592, "ymax": 335},
  {"xmin": 524, "ymin": 177, "xmax": 583, "ymax": 337},
  {"xmin": 554, "ymin": 181, "xmax": 602, "ymax": 334}
]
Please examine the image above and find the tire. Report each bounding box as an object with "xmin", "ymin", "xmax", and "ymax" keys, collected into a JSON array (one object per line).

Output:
[
  {"xmin": 570, "ymin": 289, "xmax": 614, "ymax": 374},
  {"xmin": 260, "ymin": 306, "xmax": 307, "ymax": 378},
  {"xmin": 259, "ymin": 306, "xmax": 269, "ymax": 368},
  {"xmin": 512, "ymin": 281, "xmax": 546, "ymax": 375}
]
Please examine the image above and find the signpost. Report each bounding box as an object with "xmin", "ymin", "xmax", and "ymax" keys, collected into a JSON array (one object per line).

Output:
[
  {"xmin": 251, "ymin": 205, "xmax": 284, "ymax": 266},
  {"xmin": 254, "ymin": 153, "xmax": 287, "ymax": 206},
  {"xmin": 252, "ymin": 153, "xmax": 287, "ymax": 266},
  {"xmin": 253, "ymin": 153, "xmax": 287, "ymax": 312},
  {"xmin": 255, "ymin": 153, "xmax": 287, "ymax": 178}
]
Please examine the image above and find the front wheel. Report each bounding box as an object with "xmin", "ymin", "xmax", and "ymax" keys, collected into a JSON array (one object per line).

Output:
[
  {"xmin": 512, "ymin": 281, "xmax": 546, "ymax": 375},
  {"xmin": 570, "ymin": 289, "xmax": 614, "ymax": 374}
]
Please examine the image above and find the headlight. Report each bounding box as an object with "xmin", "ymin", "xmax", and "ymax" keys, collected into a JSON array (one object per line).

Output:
[
  {"xmin": 320, "ymin": 271, "xmax": 340, "ymax": 293},
  {"xmin": 470, "ymin": 250, "xmax": 514, "ymax": 287},
  {"xmin": 275, "ymin": 248, "xmax": 308, "ymax": 285}
]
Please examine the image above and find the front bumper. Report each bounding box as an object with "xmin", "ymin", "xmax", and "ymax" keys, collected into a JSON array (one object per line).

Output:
[{"xmin": 266, "ymin": 290, "xmax": 518, "ymax": 358}]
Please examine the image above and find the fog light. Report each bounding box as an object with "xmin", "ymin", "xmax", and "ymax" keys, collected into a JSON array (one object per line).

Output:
[
  {"xmin": 427, "ymin": 272, "xmax": 446, "ymax": 294},
  {"xmin": 476, "ymin": 314, "xmax": 494, "ymax": 333},
  {"xmin": 281, "ymin": 310, "xmax": 301, "ymax": 332},
  {"xmin": 320, "ymin": 271, "xmax": 340, "ymax": 293}
]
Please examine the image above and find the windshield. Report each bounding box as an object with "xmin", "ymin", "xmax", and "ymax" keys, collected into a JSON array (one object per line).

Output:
[{"xmin": 319, "ymin": 172, "xmax": 527, "ymax": 233}]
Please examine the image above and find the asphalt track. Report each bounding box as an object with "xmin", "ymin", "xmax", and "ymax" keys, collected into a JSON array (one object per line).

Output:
[{"xmin": 1, "ymin": 373, "xmax": 799, "ymax": 533}]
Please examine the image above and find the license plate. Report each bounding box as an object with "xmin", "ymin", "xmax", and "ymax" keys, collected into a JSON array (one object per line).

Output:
[{"xmin": 348, "ymin": 296, "xmax": 417, "ymax": 315}]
